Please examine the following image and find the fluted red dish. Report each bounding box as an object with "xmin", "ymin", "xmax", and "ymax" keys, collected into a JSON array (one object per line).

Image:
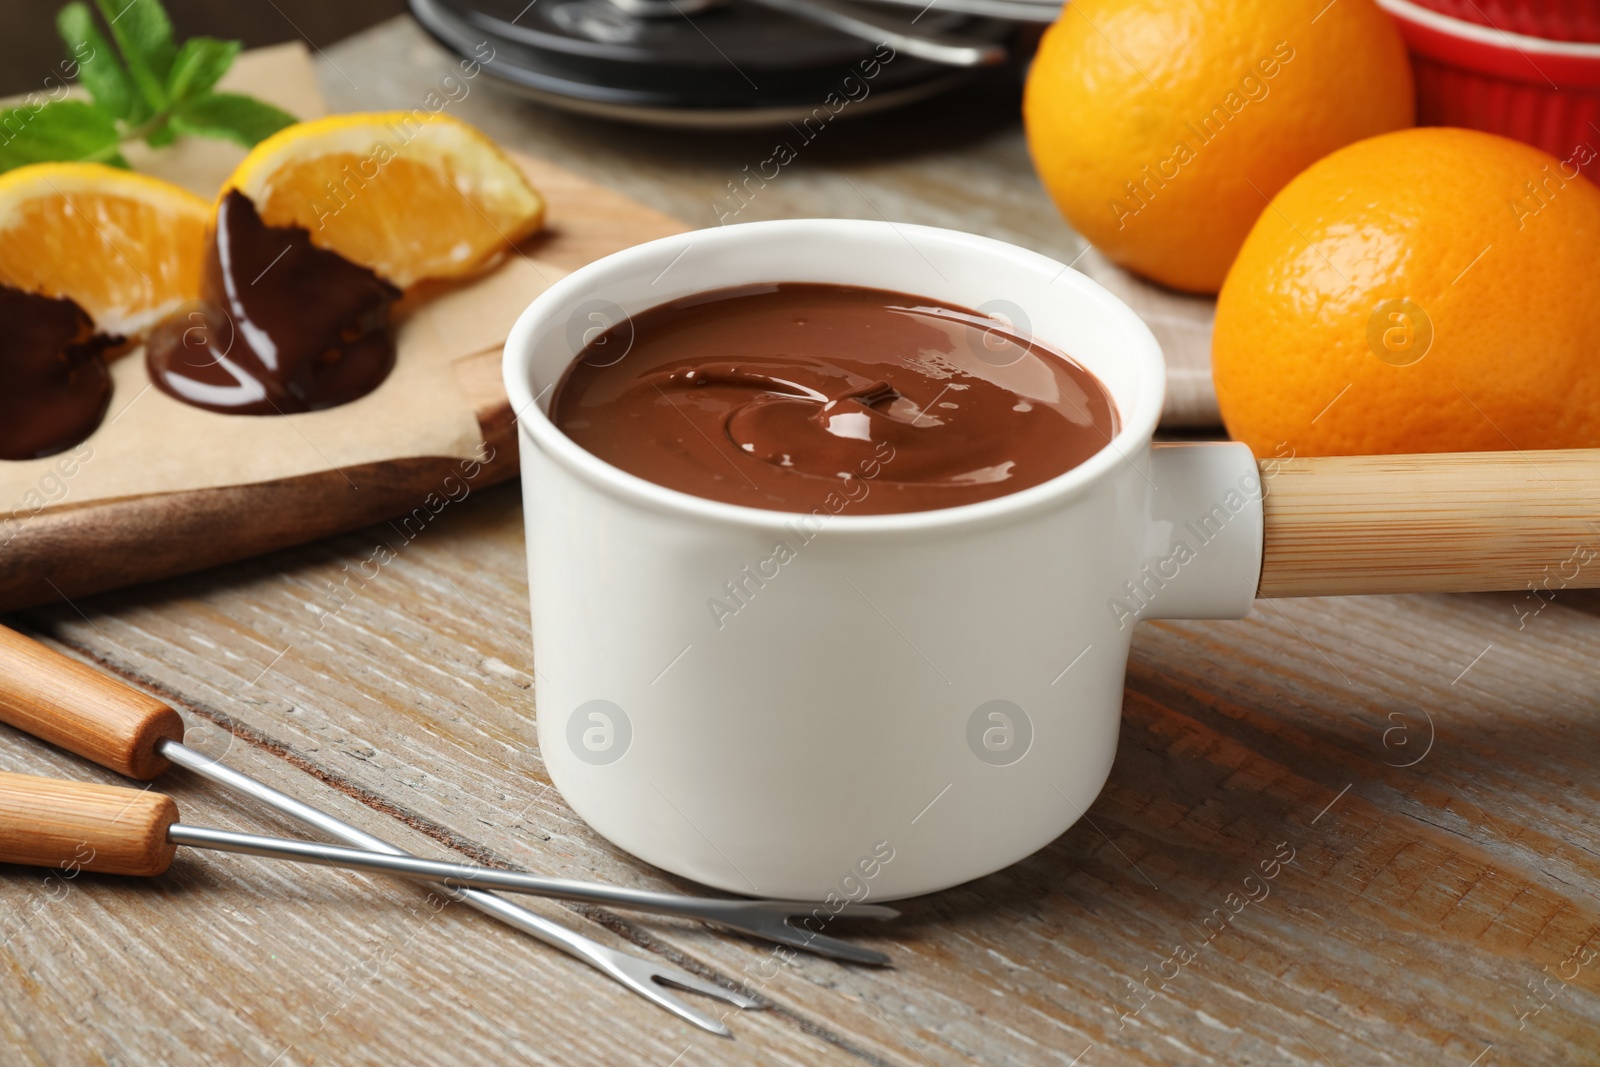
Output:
[{"xmin": 1378, "ymin": 0, "xmax": 1600, "ymax": 175}]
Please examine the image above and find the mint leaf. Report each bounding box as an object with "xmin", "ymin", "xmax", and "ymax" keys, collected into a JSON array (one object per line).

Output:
[
  {"xmin": 57, "ymin": 2, "xmax": 144, "ymax": 122},
  {"xmin": 0, "ymin": 100, "xmax": 125, "ymax": 172},
  {"xmin": 15, "ymin": 0, "xmax": 294, "ymax": 171},
  {"xmin": 169, "ymin": 92, "xmax": 295, "ymax": 148},
  {"xmin": 93, "ymin": 0, "xmax": 177, "ymax": 111},
  {"xmin": 167, "ymin": 37, "xmax": 238, "ymax": 103}
]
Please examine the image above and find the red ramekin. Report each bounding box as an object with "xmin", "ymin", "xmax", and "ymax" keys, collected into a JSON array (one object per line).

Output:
[
  {"xmin": 1406, "ymin": 0, "xmax": 1600, "ymax": 42},
  {"xmin": 1377, "ymin": 0, "xmax": 1600, "ymax": 175}
]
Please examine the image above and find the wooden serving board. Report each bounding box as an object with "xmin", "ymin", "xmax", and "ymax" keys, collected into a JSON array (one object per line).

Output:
[{"xmin": 0, "ymin": 158, "xmax": 686, "ymax": 614}]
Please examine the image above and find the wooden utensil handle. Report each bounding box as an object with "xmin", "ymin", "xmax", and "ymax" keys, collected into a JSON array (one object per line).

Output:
[
  {"xmin": 1259, "ymin": 449, "xmax": 1600, "ymax": 597},
  {"xmin": 0, "ymin": 770, "xmax": 178, "ymax": 876},
  {"xmin": 0, "ymin": 624, "xmax": 183, "ymax": 780}
]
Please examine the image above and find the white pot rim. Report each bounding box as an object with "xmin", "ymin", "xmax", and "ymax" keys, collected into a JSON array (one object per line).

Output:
[{"xmin": 502, "ymin": 219, "xmax": 1167, "ymax": 535}]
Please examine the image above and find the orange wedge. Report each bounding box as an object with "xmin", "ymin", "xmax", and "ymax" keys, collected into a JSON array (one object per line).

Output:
[
  {"xmin": 0, "ymin": 163, "xmax": 208, "ymax": 337},
  {"xmin": 225, "ymin": 112, "xmax": 545, "ymax": 288}
]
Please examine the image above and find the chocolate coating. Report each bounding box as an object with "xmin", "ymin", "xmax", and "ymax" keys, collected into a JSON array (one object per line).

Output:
[
  {"xmin": 145, "ymin": 190, "xmax": 399, "ymax": 414},
  {"xmin": 0, "ymin": 285, "xmax": 116, "ymax": 461},
  {"xmin": 551, "ymin": 283, "xmax": 1119, "ymax": 515}
]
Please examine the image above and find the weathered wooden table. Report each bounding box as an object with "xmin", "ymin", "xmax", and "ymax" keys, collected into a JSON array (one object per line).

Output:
[{"xmin": 3, "ymin": 16, "xmax": 1598, "ymax": 1066}]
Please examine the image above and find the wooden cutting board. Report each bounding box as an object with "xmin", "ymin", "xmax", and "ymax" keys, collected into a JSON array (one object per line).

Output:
[{"xmin": 0, "ymin": 158, "xmax": 686, "ymax": 614}]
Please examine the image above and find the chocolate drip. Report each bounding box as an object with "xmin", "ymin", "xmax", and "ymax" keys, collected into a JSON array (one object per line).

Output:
[
  {"xmin": 0, "ymin": 285, "xmax": 117, "ymax": 461},
  {"xmin": 551, "ymin": 283, "xmax": 1119, "ymax": 515},
  {"xmin": 145, "ymin": 190, "xmax": 399, "ymax": 415}
]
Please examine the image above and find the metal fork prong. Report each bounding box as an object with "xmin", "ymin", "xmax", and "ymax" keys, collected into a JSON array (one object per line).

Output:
[
  {"xmin": 704, "ymin": 901, "xmax": 900, "ymax": 923},
  {"xmin": 801, "ymin": 903, "xmax": 900, "ymax": 920},
  {"xmin": 704, "ymin": 901, "xmax": 899, "ymax": 963},
  {"xmin": 616, "ymin": 977, "xmax": 732, "ymax": 1037},
  {"xmin": 649, "ymin": 966, "xmax": 763, "ymax": 1010},
  {"xmin": 714, "ymin": 916, "xmax": 890, "ymax": 965},
  {"xmin": 678, "ymin": 903, "xmax": 896, "ymax": 965},
  {"xmin": 583, "ymin": 941, "xmax": 760, "ymax": 1036},
  {"xmin": 776, "ymin": 923, "xmax": 892, "ymax": 966}
]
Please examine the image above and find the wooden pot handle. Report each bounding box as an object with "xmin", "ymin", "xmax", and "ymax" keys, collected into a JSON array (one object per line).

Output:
[
  {"xmin": 0, "ymin": 624, "xmax": 183, "ymax": 780},
  {"xmin": 0, "ymin": 770, "xmax": 178, "ymax": 877},
  {"xmin": 1258, "ymin": 449, "xmax": 1600, "ymax": 597}
]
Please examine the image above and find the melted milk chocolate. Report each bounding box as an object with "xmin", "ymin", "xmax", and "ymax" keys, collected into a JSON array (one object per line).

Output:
[
  {"xmin": 0, "ymin": 285, "xmax": 116, "ymax": 461},
  {"xmin": 551, "ymin": 284, "xmax": 1119, "ymax": 515},
  {"xmin": 145, "ymin": 190, "xmax": 399, "ymax": 414}
]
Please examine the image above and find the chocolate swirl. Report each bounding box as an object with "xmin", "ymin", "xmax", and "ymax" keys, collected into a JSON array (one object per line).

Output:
[{"xmin": 551, "ymin": 283, "xmax": 1118, "ymax": 515}]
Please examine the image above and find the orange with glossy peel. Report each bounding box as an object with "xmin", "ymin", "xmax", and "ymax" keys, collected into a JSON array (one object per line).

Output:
[
  {"xmin": 1024, "ymin": 0, "xmax": 1414, "ymax": 293},
  {"xmin": 1213, "ymin": 127, "xmax": 1600, "ymax": 458},
  {"xmin": 225, "ymin": 111, "xmax": 545, "ymax": 288},
  {"xmin": 0, "ymin": 162, "xmax": 207, "ymax": 337}
]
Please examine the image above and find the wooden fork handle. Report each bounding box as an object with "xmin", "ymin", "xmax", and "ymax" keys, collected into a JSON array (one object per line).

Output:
[
  {"xmin": 0, "ymin": 624, "xmax": 183, "ymax": 780},
  {"xmin": 1259, "ymin": 449, "xmax": 1600, "ymax": 597},
  {"xmin": 0, "ymin": 770, "xmax": 178, "ymax": 876}
]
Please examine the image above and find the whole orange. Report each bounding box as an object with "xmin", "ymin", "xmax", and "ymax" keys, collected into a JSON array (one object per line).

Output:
[
  {"xmin": 1023, "ymin": 0, "xmax": 1414, "ymax": 294},
  {"xmin": 1213, "ymin": 128, "xmax": 1600, "ymax": 457}
]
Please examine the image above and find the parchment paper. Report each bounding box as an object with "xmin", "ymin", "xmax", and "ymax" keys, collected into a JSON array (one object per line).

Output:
[{"xmin": 1, "ymin": 44, "xmax": 560, "ymax": 507}]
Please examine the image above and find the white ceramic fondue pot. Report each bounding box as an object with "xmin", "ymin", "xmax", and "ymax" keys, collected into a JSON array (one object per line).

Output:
[{"xmin": 503, "ymin": 219, "xmax": 1600, "ymax": 900}]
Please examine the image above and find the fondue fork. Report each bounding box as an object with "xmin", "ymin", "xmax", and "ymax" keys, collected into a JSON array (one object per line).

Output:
[
  {"xmin": 0, "ymin": 626, "xmax": 895, "ymax": 1033},
  {"xmin": 152, "ymin": 738, "xmax": 895, "ymax": 965},
  {"xmin": 6, "ymin": 771, "xmax": 773, "ymax": 1034},
  {"xmin": 0, "ymin": 767, "xmax": 889, "ymax": 972}
]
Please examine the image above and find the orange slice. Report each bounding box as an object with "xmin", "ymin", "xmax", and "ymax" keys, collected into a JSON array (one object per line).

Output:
[
  {"xmin": 0, "ymin": 162, "xmax": 208, "ymax": 337},
  {"xmin": 225, "ymin": 112, "xmax": 545, "ymax": 288}
]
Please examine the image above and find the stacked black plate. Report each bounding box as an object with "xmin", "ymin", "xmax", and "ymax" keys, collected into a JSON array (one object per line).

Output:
[{"xmin": 410, "ymin": 0, "xmax": 1018, "ymax": 127}]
